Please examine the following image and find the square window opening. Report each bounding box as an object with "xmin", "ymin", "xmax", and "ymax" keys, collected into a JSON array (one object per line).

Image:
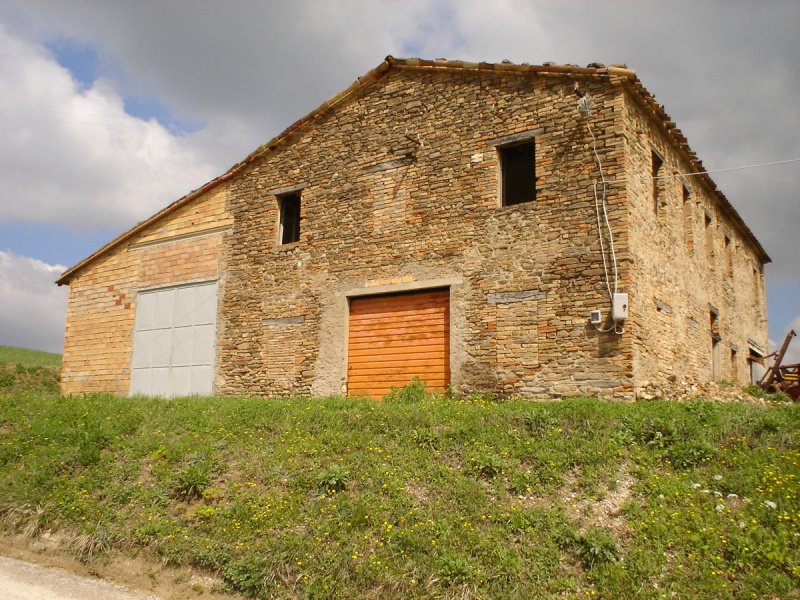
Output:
[
  {"xmin": 278, "ymin": 193, "xmax": 301, "ymax": 245},
  {"xmin": 499, "ymin": 141, "xmax": 536, "ymax": 206}
]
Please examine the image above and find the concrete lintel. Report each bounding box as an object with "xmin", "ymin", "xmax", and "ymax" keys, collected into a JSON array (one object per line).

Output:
[
  {"xmin": 345, "ymin": 276, "xmax": 462, "ymax": 298},
  {"xmin": 137, "ymin": 278, "xmax": 218, "ymax": 294},
  {"xmin": 487, "ymin": 289, "xmax": 545, "ymax": 304},
  {"xmin": 263, "ymin": 316, "xmax": 305, "ymax": 325},
  {"xmin": 267, "ymin": 183, "xmax": 308, "ymax": 196},
  {"xmin": 747, "ymin": 339, "xmax": 766, "ymax": 356},
  {"xmin": 487, "ymin": 128, "xmax": 544, "ymax": 147},
  {"xmin": 128, "ymin": 225, "xmax": 232, "ymax": 250},
  {"xmin": 654, "ymin": 298, "xmax": 673, "ymax": 314}
]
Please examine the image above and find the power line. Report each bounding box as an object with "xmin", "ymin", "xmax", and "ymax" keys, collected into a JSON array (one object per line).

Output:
[{"xmin": 654, "ymin": 157, "xmax": 800, "ymax": 180}]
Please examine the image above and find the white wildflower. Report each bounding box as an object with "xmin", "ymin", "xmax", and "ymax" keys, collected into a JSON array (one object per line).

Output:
[
  {"xmin": 713, "ymin": 491, "xmax": 723, "ymax": 498},
  {"xmin": 690, "ymin": 483, "xmax": 701, "ymax": 489},
  {"xmin": 715, "ymin": 504, "xmax": 725, "ymax": 512},
  {"xmin": 764, "ymin": 500, "xmax": 777, "ymax": 510},
  {"xmin": 701, "ymin": 489, "xmax": 711, "ymax": 494},
  {"xmin": 727, "ymin": 494, "xmax": 739, "ymax": 500},
  {"xmin": 712, "ymin": 474, "xmax": 723, "ymax": 481}
]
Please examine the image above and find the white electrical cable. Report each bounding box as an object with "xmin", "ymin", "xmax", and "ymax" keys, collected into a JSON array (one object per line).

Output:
[
  {"xmin": 592, "ymin": 180, "xmax": 612, "ymax": 298},
  {"xmin": 586, "ymin": 111, "xmax": 623, "ymax": 334},
  {"xmin": 587, "ymin": 122, "xmax": 619, "ymax": 299}
]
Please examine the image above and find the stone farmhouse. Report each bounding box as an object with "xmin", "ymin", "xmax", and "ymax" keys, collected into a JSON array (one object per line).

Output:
[{"xmin": 57, "ymin": 57, "xmax": 770, "ymax": 400}]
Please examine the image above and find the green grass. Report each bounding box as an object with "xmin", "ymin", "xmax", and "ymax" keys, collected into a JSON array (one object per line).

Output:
[
  {"xmin": 0, "ymin": 345, "xmax": 61, "ymax": 367},
  {"xmin": 0, "ymin": 388, "xmax": 798, "ymax": 599},
  {"xmin": 0, "ymin": 346, "xmax": 61, "ymax": 395}
]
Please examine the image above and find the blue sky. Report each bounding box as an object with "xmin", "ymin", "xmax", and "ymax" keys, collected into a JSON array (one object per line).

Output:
[{"xmin": 0, "ymin": 0, "xmax": 797, "ymax": 362}]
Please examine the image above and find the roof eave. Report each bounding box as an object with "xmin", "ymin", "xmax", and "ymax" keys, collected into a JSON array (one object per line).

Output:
[{"xmin": 619, "ymin": 80, "xmax": 771, "ymax": 265}]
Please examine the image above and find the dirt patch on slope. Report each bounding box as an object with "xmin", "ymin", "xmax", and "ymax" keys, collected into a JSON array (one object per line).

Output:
[{"xmin": 0, "ymin": 532, "xmax": 241, "ymax": 600}]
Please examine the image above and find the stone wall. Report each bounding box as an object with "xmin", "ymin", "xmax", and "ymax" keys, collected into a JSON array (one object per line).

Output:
[
  {"xmin": 217, "ymin": 68, "xmax": 635, "ymax": 399},
  {"xmin": 621, "ymin": 90, "xmax": 768, "ymax": 394},
  {"xmin": 61, "ymin": 64, "xmax": 769, "ymax": 400},
  {"xmin": 61, "ymin": 185, "xmax": 231, "ymax": 394}
]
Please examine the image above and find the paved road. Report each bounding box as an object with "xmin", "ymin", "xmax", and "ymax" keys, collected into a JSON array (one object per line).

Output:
[{"xmin": 0, "ymin": 556, "xmax": 158, "ymax": 600}]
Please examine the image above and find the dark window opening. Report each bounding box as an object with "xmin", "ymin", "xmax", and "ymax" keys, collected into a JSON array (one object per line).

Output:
[
  {"xmin": 710, "ymin": 310, "xmax": 721, "ymax": 380},
  {"xmin": 724, "ymin": 235, "xmax": 733, "ymax": 277},
  {"xmin": 704, "ymin": 212, "xmax": 714, "ymax": 263},
  {"xmin": 499, "ymin": 141, "xmax": 536, "ymax": 206},
  {"xmin": 652, "ymin": 151, "xmax": 664, "ymax": 213},
  {"xmin": 752, "ymin": 267, "xmax": 761, "ymax": 312},
  {"xmin": 682, "ymin": 186, "xmax": 693, "ymax": 252},
  {"xmin": 279, "ymin": 193, "xmax": 301, "ymax": 244}
]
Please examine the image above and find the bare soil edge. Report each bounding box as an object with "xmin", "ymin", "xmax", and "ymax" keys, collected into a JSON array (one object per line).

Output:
[{"xmin": 0, "ymin": 532, "xmax": 242, "ymax": 600}]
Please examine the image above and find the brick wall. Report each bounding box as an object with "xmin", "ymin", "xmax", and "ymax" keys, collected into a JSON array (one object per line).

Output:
[
  {"xmin": 61, "ymin": 185, "xmax": 231, "ymax": 394},
  {"xmin": 622, "ymin": 91, "xmax": 768, "ymax": 393}
]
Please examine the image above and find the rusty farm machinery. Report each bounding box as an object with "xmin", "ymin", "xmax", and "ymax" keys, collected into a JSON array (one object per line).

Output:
[{"xmin": 758, "ymin": 330, "xmax": 799, "ymax": 401}]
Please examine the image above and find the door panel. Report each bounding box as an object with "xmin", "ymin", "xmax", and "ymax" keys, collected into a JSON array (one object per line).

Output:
[
  {"xmin": 130, "ymin": 281, "xmax": 218, "ymax": 397},
  {"xmin": 348, "ymin": 289, "xmax": 449, "ymax": 399}
]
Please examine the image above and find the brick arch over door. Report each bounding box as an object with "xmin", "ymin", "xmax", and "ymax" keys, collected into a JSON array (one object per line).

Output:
[{"xmin": 347, "ymin": 288, "xmax": 450, "ymax": 399}]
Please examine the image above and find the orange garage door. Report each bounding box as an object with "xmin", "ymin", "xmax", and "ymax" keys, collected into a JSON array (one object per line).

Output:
[{"xmin": 348, "ymin": 288, "xmax": 450, "ymax": 398}]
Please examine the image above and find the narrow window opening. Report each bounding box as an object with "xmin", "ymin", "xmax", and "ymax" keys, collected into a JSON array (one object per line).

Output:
[
  {"xmin": 710, "ymin": 310, "xmax": 721, "ymax": 380},
  {"xmin": 724, "ymin": 235, "xmax": 733, "ymax": 277},
  {"xmin": 730, "ymin": 348, "xmax": 738, "ymax": 381},
  {"xmin": 278, "ymin": 193, "xmax": 301, "ymax": 245},
  {"xmin": 499, "ymin": 141, "xmax": 536, "ymax": 206},
  {"xmin": 652, "ymin": 151, "xmax": 664, "ymax": 214},
  {"xmin": 704, "ymin": 212, "xmax": 714, "ymax": 263},
  {"xmin": 752, "ymin": 266, "xmax": 761, "ymax": 312},
  {"xmin": 682, "ymin": 186, "xmax": 693, "ymax": 253}
]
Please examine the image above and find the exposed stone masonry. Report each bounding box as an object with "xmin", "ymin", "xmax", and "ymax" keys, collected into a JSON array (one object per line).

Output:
[{"xmin": 58, "ymin": 58, "xmax": 769, "ymax": 400}]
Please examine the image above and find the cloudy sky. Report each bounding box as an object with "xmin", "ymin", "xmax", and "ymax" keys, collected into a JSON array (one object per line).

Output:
[{"xmin": 0, "ymin": 0, "xmax": 798, "ymax": 362}]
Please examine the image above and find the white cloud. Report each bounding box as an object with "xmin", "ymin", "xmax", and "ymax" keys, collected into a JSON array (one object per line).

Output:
[
  {"xmin": 0, "ymin": 250, "xmax": 67, "ymax": 353},
  {"xmin": 0, "ymin": 23, "xmax": 216, "ymax": 231}
]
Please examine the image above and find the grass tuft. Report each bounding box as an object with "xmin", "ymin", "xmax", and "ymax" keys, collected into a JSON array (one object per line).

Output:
[{"xmin": 0, "ymin": 392, "xmax": 797, "ymax": 598}]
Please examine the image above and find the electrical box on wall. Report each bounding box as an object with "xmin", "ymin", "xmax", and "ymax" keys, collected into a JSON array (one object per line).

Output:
[
  {"xmin": 612, "ymin": 293, "xmax": 629, "ymax": 321},
  {"xmin": 590, "ymin": 310, "xmax": 602, "ymax": 325}
]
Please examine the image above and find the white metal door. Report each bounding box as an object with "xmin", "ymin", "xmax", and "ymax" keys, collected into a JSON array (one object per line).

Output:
[{"xmin": 130, "ymin": 281, "xmax": 218, "ymax": 397}]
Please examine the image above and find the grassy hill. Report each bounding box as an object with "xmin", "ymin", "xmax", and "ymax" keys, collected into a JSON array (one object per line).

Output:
[
  {"xmin": 0, "ymin": 345, "xmax": 61, "ymax": 367},
  {"xmin": 0, "ymin": 388, "xmax": 797, "ymax": 598},
  {"xmin": 0, "ymin": 346, "xmax": 61, "ymax": 394}
]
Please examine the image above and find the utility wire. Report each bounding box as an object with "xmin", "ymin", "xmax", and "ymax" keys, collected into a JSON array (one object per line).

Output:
[{"xmin": 653, "ymin": 157, "xmax": 800, "ymax": 179}]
